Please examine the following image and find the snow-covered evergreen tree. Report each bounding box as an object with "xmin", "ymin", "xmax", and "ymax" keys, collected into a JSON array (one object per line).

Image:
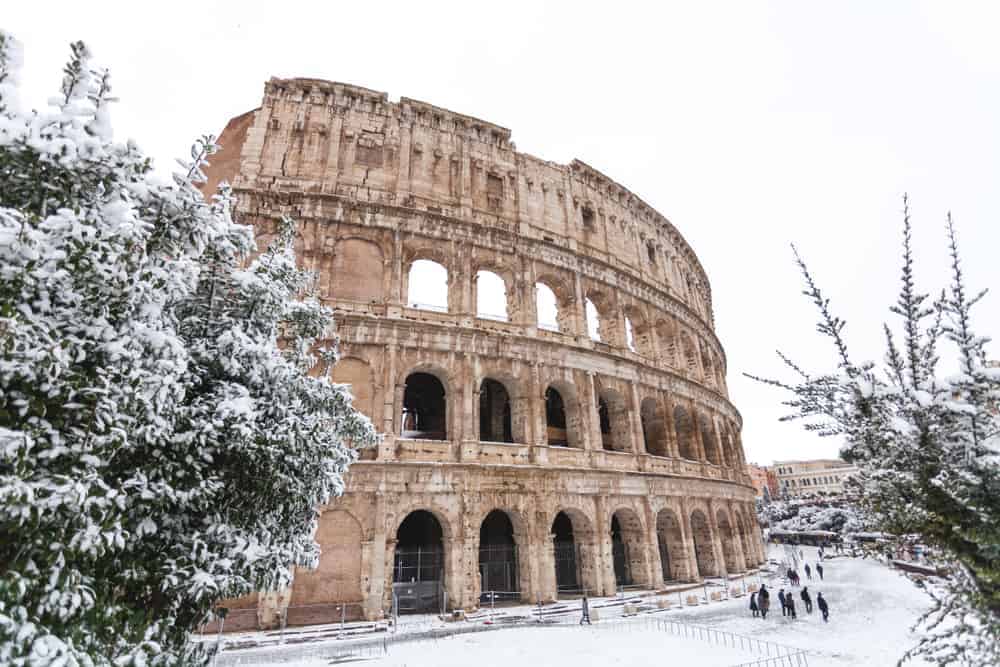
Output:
[
  {"xmin": 0, "ymin": 34, "xmax": 376, "ymax": 666},
  {"xmin": 749, "ymin": 196, "xmax": 999, "ymax": 665}
]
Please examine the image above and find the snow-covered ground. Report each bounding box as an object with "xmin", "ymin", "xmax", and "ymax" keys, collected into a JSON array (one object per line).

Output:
[{"xmin": 217, "ymin": 545, "xmax": 935, "ymax": 666}]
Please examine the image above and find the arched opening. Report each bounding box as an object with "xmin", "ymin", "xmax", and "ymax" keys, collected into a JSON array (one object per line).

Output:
[
  {"xmin": 407, "ymin": 259, "xmax": 448, "ymax": 312},
  {"xmin": 476, "ymin": 270, "xmax": 508, "ymax": 321},
  {"xmin": 700, "ymin": 413, "xmax": 721, "ymax": 465},
  {"xmin": 585, "ymin": 298, "xmax": 601, "ymax": 341},
  {"xmin": 536, "ymin": 282, "xmax": 560, "ymax": 331},
  {"xmin": 545, "ymin": 386, "xmax": 568, "ymax": 446},
  {"xmin": 393, "ymin": 510, "xmax": 445, "ymax": 613},
  {"xmin": 656, "ymin": 319, "xmax": 679, "ymax": 369},
  {"xmin": 611, "ymin": 509, "xmax": 648, "ymax": 588},
  {"xmin": 479, "ymin": 510, "xmax": 519, "ymax": 602},
  {"xmin": 401, "ymin": 372, "xmax": 447, "ymax": 440},
  {"xmin": 656, "ymin": 509, "xmax": 687, "ymax": 582},
  {"xmin": 624, "ymin": 316, "xmax": 637, "ymax": 353},
  {"xmin": 597, "ymin": 387, "xmax": 630, "ymax": 452},
  {"xmin": 640, "ymin": 397, "xmax": 668, "ymax": 457},
  {"xmin": 681, "ymin": 332, "xmax": 700, "ymax": 377},
  {"xmin": 552, "ymin": 511, "xmax": 580, "ymax": 593},
  {"xmin": 734, "ymin": 513, "xmax": 753, "ymax": 569},
  {"xmin": 690, "ymin": 509, "xmax": 717, "ymax": 577},
  {"xmin": 716, "ymin": 510, "xmax": 739, "ymax": 573},
  {"xmin": 611, "ymin": 514, "xmax": 631, "ymax": 586},
  {"xmin": 673, "ymin": 405, "xmax": 698, "ymax": 460},
  {"xmin": 479, "ymin": 378, "xmax": 513, "ymax": 443},
  {"xmin": 701, "ymin": 344, "xmax": 716, "ymax": 388},
  {"xmin": 546, "ymin": 382, "xmax": 582, "ymax": 448}
]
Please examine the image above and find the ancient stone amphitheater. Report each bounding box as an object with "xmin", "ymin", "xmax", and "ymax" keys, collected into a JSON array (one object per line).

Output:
[{"xmin": 204, "ymin": 78, "xmax": 764, "ymax": 629}]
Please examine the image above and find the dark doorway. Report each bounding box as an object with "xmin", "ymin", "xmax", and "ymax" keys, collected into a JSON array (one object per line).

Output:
[
  {"xmin": 479, "ymin": 510, "xmax": 519, "ymax": 602},
  {"xmin": 401, "ymin": 373, "xmax": 446, "ymax": 440},
  {"xmin": 545, "ymin": 387, "xmax": 568, "ymax": 446},
  {"xmin": 552, "ymin": 512, "xmax": 580, "ymax": 593},
  {"xmin": 393, "ymin": 510, "xmax": 444, "ymax": 613},
  {"xmin": 611, "ymin": 514, "xmax": 632, "ymax": 586},
  {"xmin": 479, "ymin": 379, "xmax": 513, "ymax": 443},
  {"xmin": 598, "ymin": 397, "xmax": 612, "ymax": 450}
]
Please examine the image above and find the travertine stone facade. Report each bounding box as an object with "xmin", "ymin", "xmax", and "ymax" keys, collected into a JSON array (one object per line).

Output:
[{"xmin": 204, "ymin": 77, "xmax": 764, "ymax": 630}]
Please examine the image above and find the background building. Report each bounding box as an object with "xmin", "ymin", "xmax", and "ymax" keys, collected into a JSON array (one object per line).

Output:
[
  {"xmin": 203, "ymin": 77, "xmax": 764, "ymax": 630},
  {"xmin": 773, "ymin": 459, "xmax": 857, "ymax": 497},
  {"xmin": 747, "ymin": 463, "xmax": 779, "ymax": 501}
]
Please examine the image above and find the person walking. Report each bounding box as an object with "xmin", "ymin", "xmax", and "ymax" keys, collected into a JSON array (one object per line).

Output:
[
  {"xmin": 759, "ymin": 585, "xmax": 771, "ymax": 620},
  {"xmin": 778, "ymin": 589, "xmax": 787, "ymax": 616},
  {"xmin": 750, "ymin": 592, "xmax": 759, "ymax": 618},
  {"xmin": 786, "ymin": 594, "xmax": 797, "ymax": 619},
  {"xmin": 801, "ymin": 587, "xmax": 813, "ymax": 613},
  {"xmin": 804, "ymin": 563, "xmax": 812, "ymax": 580},
  {"xmin": 817, "ymin": 592, "xmax": 829, "ymax": 622},
  {"xmin": 816, "ymin": 563, "xmax": 824, "ymax": 580}
]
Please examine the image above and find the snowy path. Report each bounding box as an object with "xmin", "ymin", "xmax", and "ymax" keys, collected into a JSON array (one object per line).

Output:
[{"xmin": 218, "ymin": 545, "xmax": 934, "ymax": 666}]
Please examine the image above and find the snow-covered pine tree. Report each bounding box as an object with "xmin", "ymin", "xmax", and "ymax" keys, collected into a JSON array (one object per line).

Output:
[
  {"xmin": 0, "ymin": 34, "xmax": 376, "ymax": 666},
  {"xmin": 748, "ymin": 196, "xmax": 999, "ymax": 666}
]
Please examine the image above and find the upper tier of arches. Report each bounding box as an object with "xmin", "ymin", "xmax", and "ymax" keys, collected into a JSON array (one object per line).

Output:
[{"xmin": 211, "ymin": 76, "xmax": 717, "ymax": 328}]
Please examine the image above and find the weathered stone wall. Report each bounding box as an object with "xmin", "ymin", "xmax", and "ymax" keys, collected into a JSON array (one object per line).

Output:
[{"xmin": 203, "ymin": 77, "xmax": 763, "ymax": 629}]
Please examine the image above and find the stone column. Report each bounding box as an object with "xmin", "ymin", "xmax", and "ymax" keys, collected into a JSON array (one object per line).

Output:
[
  {"xmin": 662, "ymin": 396, "xmax": 680, "ymax": 458},
  {"xmin": 679, "ymin": 499, "xmax": 701, "ymax": 581},
  {"xmin": 628, "ymin": 383, "xmax": 645, "ymax": 455},
  {"xmin": 585, "ymin": 372, "xmax": 601, "ymax": 452},
  {"xmin": 365, "ymin": 492, "xmax": 388, "ymax": 619},
  {"xmin": 690, "ymin": 402, "xmax": 707, "ymax": 462},
  {"xmin": 707, "ymin": 506, "xmax": 728, "ymax": 578},
  {"xmin": 395, "ymin": 119, "xmax": 412, "ymax": 194},
  {"xmin": 594, "ymin": 496, "xmax": 615, "ymax": 596},
  {"xmin": 643, "ymin": 498, "xmax": 665, "ymax": 590}
]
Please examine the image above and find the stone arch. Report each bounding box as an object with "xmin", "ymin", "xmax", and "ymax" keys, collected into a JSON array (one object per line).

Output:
[
  {"xmin": 597, "ymin": 385, "xmax": 630, "ymax": 452},
  {"xmin": 680, "ymin": 330, "xmax": 700, "ymax": 378},
  {"xmin": 401, "ymin": 369, "xmax": 448, "ymax": 440},
  {"xmin": 326, "ymin": 237, "xmax": 385, "ymax": 302},
  {"xmin": 611, "ymin": 507, "xmax": 649, "ymax": 587},
  {"xmin": 689, "ymin": 508, "xmax": 718, "ymax": 577},
  {"xmin": 655, "ymin": 318, "xmax": 680, "ymax": 369},
  {"xmin": 551, "ymin": 508, "xmax": 600, "ymax": 596},
  {"xmin": 535, "ymin": 271, "xmax": 575, "ymax": 333},
  {"xmin": 640, "ymin": 397, "xmax": 669, "ymax": 457},
  {"xmin": 474, "ymin": 269, "xmax": 509, "ymax": 321},
  {"xmin": 535, "ymin": 282, "xmax": 560, "ymax": 331},
  {"xmin": 405, "ymin": 255, "xmax": 449, "ymax": 312},
  {"xmin": 699, "ymin": 412, "xmax": 721, "ymax": 465},
  {"xmin": 331, "ymin": 357, "xmax": 374, "ymax": 420},
  {"xmin": 477, "ymin": 509, "xmax": 523, "ymax": 601},
  {"xmin": 584, "ymin": 289, "xmax": 617, "ymax": 345},
  {"xmin": 715, "ymin": 508, "xmax": 740, "ymax": 573},
  {"xmin": 392, "ymin": 509, "xmax": 449, "ymax": 613},
  {"xmin": 622, "ymin": 304, "xmax": 653, "ymax": 356},
  {"xmin": 673, "ymin": 405, "xmax": 698, "ymax": 460},
  {"xmin": 289, "ymin": 509, "xmax": 363, "ymax": 624},
  {"xmin": 545, "ymin": 382, "xmax": 582, "ymax": 448},
  {"xmin": 656, "ymin": 508, "xmax": 688, "ymax": 581},
  {"xmin": 734, "ymin": 511, "xmax": 753, "ymax": 570}
]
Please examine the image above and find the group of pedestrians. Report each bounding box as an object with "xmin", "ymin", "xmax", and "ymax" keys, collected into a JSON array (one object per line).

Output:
[
  {"xmin": 748, "ymin": 554, "xmax": 831, "ymax": 623},
  {"xmin": 749, "ymin": 586, "xmax": 829, "ymax": 622}
]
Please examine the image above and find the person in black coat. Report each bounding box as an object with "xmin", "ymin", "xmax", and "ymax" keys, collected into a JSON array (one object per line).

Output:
[
  {"xmin": 778, "ymin": 589, "xmax": 787, "ymax": 616},
  {"xmin": 817, "ymin": 592, "xmax": 829, "ymax": 622},
  {"xmin": 750, "ymin": 592, "xmax": 759, "ymax": 617},
  {"xmin": 816, "ymin": 563, "xmax": 825, "ymax": 580},
  {"xmin": 800, "ymin": 587, "xmax": 813, "ymax": 613},
  {"xmin": 785, "ymin": 594, "xmax": 797, "ymax": 619},
  {"xmin": 804, "ymin": 563, "xmax": 812, "ymax": 580}
]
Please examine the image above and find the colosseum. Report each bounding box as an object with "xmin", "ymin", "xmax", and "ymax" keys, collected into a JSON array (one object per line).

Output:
[{"xmin": 203, "ymin": 77, "xmax": 765, "ymax": 629}]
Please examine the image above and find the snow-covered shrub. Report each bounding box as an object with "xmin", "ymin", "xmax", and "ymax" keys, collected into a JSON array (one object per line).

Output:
[
  {"xmin": 0, "ymin": 34, "xmax": 376, "ymax": 666},
  {"xmin": 749, "ymin": 197, "xmax": 999, "ymax": 665}
]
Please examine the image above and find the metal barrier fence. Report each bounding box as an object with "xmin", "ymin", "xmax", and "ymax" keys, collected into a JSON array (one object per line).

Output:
[{"xmin": 594, "ymin": 616, "xmax": 809, "ymax": 666}]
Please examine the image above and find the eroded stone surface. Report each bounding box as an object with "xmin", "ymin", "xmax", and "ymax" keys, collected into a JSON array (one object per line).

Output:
[{"xmin": 201, "ymin": 78, "xmax": 763, "ymax": 631}]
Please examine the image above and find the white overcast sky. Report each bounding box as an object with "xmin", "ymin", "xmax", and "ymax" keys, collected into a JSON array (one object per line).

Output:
[{"xmin": 7, "ymin": 1, "xmax": 1000, "ymax": 465}]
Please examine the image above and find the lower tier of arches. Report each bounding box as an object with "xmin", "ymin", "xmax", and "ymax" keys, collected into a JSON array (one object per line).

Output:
[{"xmin": 220, "ymin": 464, "xmax": 764, "ymax": 629}]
